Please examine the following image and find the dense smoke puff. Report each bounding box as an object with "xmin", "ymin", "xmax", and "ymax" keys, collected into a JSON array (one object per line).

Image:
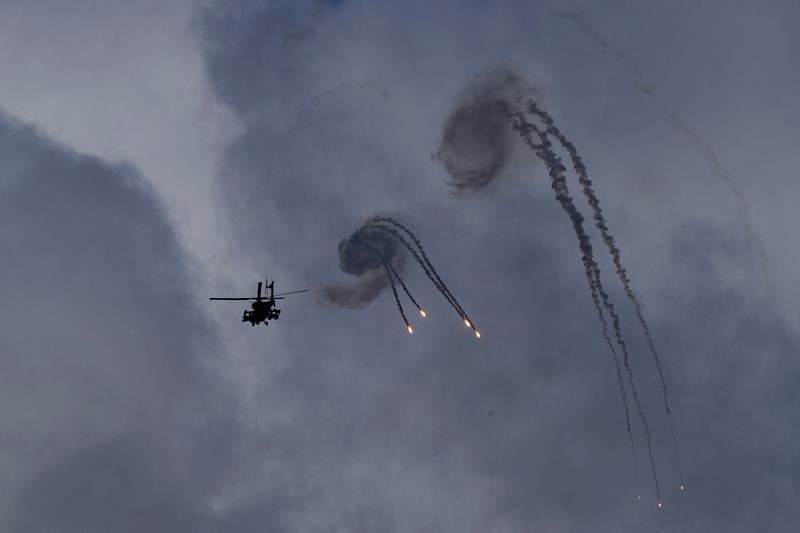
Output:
[
  {"xmin": 434, "ymin": 67, "xmax": 538, "ymax": 194},
  {"xmin": 338, "ymin": 225, "xmax": 402, "ymax": 276},
  {"xmin": 320, "ymin": 269, "xmax": 393, "ymax": 309},
  {"xmin": 436, "ymin": 101, "xmax": 511, "ymax": 193},
  {"xmin": 321, "ymin": 218, "xmax": 406, "ymax": 309}
]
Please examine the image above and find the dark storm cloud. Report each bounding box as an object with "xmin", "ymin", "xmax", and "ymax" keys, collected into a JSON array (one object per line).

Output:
[
  {"xmin": 192, "ymin": 1, "xmax": 800, "ymax": 531},
  {"xmin": 8, "ymin": 440, "xmax": 200, "ymax": 533},
  {"xmin": 0, "ymin": 111, "xmax": 283, "ymax": 532}
]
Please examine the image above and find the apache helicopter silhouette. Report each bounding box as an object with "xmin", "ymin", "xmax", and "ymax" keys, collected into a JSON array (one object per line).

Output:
[{"xmin": 209, "ymin": 280, "xmax": 308, "ymax": 326}]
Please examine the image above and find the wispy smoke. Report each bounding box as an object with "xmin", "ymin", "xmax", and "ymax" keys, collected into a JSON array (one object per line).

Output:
[{"xmin": 559, "ymin": 11, "xmax": 771, "ymax": 297}]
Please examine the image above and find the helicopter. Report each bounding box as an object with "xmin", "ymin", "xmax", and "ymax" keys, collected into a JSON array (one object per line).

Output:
[{"xmin": 209, "ymin": 280, "xmax": 308, "ymax": 326}]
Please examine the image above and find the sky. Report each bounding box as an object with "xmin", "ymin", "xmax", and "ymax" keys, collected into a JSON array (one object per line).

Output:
[{"xmin": 1, "ymin": 0, "xmax": 799, "ymax": 531}]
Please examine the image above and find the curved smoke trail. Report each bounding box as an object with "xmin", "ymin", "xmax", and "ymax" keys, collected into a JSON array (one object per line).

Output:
[
  {"xmin": 364, "ymin": 223, "xmax": 461, "ymax": 315},
  {"xmin": 386, "ymin": 259, "xmax": 424, "ymax": 316},
  {"xmin": 504, "ymin": 105, "xmax": 660, "ymax": 501},
  {"xmin": 367, "ymin": 218, "xmax": 478, "ymax": 331},
  {"xmin": 528, "ymin": 101, "xmax": 683, "ymax": 486},
  {"xmin": 358, "ymin": 235, "xmax": 413, "ymax": 333}
]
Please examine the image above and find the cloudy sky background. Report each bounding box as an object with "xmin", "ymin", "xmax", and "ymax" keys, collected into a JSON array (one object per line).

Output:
[{"xmin": 1, "ymin": 0, "xmax": 799, "ymax": 531}]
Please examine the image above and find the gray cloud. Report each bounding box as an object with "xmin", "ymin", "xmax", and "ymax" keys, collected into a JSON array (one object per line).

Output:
[
  {"xmin": 192, "ymin": 1, "xmax": 800, "ymax": 530},
  {"xmin": 3, "ymin": 0, "xmax": 799, "ymax": 531},
  {"xmin": 0, "ymin": 111, "xmax": 264, "ymax": 531}
]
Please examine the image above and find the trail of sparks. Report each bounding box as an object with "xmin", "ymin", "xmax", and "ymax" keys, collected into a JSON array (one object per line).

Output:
[
  {"xmin": 358, "ymin": 236, "xmax": 412, "ymax": 333},
  {"xmin": 364, "ymin": 222, "xmax": 479, "ymax": 336},
  {"xmin": 364, "ymin": 224, "xmax": 458, "ymax": 312},
  {"xmin": 528, "ymin": 101, "xmax": 684, "ymax": 487},
  {"xmin": 369, "ymin": 218, "xmax": 478, "ymax": 331}
]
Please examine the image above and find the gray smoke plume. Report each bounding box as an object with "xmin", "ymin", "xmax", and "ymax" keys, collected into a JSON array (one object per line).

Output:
[
  {"xmin": 321, "ymin": 217, "xmax": 406, "ymax": 309},
  {"xmin": 433, "ymin": 67, "xmax": 538, "ymax": 194}
]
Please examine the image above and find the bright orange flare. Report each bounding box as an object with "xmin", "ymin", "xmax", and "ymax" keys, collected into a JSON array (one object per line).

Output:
[
  {"xmin": 419, "ymin": 309, "xmax": 427, "ymax": 317},
  {"xmin": 680, "ymin": 485, "xmax": 685, "ymax": 491},
  {"xmin": 474, "ymin": 330, "xmax": 481, "ymax": 339},
  {"xmin": 657, "ymin": 502, "xmax": 663, "ymax": 509},
  {"xmin": 464, "ymin": 319, "xmax": 471, "ymax": 328},
  {"xmin": 407, "ymin": 325, "xmax": 414, "ymax": 334}
]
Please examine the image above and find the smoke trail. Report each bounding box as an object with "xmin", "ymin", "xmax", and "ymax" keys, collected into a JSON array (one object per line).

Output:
[
  {"xmin": 359, "ymin": 236, "xmax": 413, "ymax": 332},
  {"xmin": 368, "ymin": 218, "xmax": 477, "ymax": 330},
  {"xmin": 326, "ymin": 216, "xmax": 477, "ymax": 336},
  {"xmin": 371, "ymin": 217, "xmax": 462, "ymax": 311},
  {"xmin": 385, "ymin": 252, "xmax": 425, "ymax": 316},
  {"xmin": 364, "ymin": 222, "xmax": 479, "ymax": 336},
  {"xmin": 539, "ymin": 199, "xmax": 643, "ymax": 495},
  {"xmin": 559, "ymin": 11, "xmax": 771, "ymax": 296},
  {"xmin": 591, "ymin": 266, "xmax": 642, "ymax": 496},
  {"xmin": 528, "ymin": 101, "xmax": 684, "ymax": 486},
  {"xmin": 364, "ymin": 223, "xmax": 461, "ymax": 316},
  {"xmin": 503, "ymin": 106, "xmax": 661, "ymax": 501}
]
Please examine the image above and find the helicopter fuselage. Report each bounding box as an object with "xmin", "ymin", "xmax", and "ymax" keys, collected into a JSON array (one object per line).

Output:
[{"xmin": 242, "ymin": 299, "xmax": 281, "ymax": 326}]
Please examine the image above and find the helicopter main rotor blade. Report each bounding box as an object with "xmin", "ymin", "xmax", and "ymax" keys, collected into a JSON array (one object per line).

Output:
[
  {"xmin": 272, "ymin": 289, "xmax": 309, "ymax": 297},
  {"xmin": 209, "ymin": 297, "xmax": 258, "ymax": 301}
]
